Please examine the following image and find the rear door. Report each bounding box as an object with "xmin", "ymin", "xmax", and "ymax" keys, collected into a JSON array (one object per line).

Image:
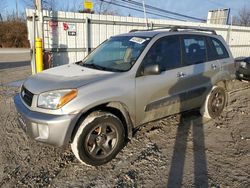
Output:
[
  {"xmin": 207, "ymin": 37, "xmax": 233, "ymax": 75},
  {"xmin": 178, "ymin": 34, "xmax": 212, "ymax": 108}
]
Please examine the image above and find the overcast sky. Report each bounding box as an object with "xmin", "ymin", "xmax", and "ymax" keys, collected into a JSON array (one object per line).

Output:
[{"xmin": 5, "ymin": 0, "xmax": 250, "ymax": 21}]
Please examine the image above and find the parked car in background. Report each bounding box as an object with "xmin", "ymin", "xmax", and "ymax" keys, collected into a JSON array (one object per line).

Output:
[
  {"xmin": 236, "ymin": 57, "xmax": 250, "ymax": 81},
  {"xmin": 14, "ymin": 26, "xmax": 236, "ymax": 166}
]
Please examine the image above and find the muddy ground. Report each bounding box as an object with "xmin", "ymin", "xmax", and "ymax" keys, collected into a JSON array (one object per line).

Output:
[{"xmin": 0, "ymin": 55, "xmax": 249, "ymax": 187}]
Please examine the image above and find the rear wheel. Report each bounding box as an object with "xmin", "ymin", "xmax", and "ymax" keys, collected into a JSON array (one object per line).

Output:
[
  {"xmin": 200, "ymin": 86, "xmax": 227, "ymax": 119},
  {"xmin": 71, "ymin": 111, "xmax": 125, "ymax": 166}
]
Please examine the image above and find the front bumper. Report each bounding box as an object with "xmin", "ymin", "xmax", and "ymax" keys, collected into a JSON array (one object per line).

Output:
[{"xmin": 14, "ymin": 94, "xmax": 78, "ymax": 146}]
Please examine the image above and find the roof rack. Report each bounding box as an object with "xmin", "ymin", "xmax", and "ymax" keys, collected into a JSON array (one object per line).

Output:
[
  {"xmin": 129, "ymin": 25, "xmax": 217, "ymax": 35},
  {"xmin": 169, "ymin": 26, "xmax": 217, "ymax": 35},
  {"xmin": 129, "ymin": 26, "xmax": 172, "ymax": 33}
]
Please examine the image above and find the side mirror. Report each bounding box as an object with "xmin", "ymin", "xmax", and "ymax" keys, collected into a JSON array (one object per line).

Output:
[{"xmin": 142, "ymin": 64, "xmax": 161, "ymax": 76}]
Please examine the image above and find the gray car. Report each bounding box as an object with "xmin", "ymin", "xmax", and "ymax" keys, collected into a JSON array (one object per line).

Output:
[{"xmin": 14, "ymin": 26, "xmax": 236, "ymax": 166}]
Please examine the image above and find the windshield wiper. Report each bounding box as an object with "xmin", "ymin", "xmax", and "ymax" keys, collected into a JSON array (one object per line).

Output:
[
  {"xmin": 81, "ymin": 63, "xmax": 106, "ymax": 70},
  {"xmin": 80, "ymin": 63, "xmax": 125, "ymax": 72}
]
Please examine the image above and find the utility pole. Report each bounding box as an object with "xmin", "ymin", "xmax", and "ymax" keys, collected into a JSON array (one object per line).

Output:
[
  {"xmin": 32, "ymin": 0, "xmax": 44, "ymax": 74},
  {"xmin": 35, "ymin": 0, "xmax": 42, "ymax": 13},
  {"xmin": 142, "ymin": 0, "xmax": 148, "ymax": 28},
  {"xmin": 16, "ymin": 0, "xmax": 19, "ymax": 19},
  {"xmin": 35, "ymin": 0, "xmax": 43, "ymax": 38}
]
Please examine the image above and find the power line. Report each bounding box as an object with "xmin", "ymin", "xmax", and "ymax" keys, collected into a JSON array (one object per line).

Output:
[
  {"xmin": 115, "ymin": 0, "xmax": 185, "ymax": 21},
  {"xmin": 99, "ymin": 0, "xmax": 187, "ymax": 21},
  {"xmin": 115, "ymin": 0, "xmax": 186, "ymax": 21},
  {"xmin": 113, "ymin": 1, "xmax": 186, "ymax": 21},
  {"xmin": 120, "ymin": 0, "xmax": 206, "ymax": 22}
]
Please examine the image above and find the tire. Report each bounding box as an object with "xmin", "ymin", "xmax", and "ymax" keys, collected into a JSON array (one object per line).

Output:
[
  {"xmin": 71, "ymin": 111, "xmax": 125, "ymax": 166},
  {"xmin": 200, "ymin": 86, "xmax": 227, "ymax": 119}
]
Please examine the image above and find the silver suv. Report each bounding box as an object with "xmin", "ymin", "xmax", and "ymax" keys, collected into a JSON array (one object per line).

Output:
[{"xmin": 14, "ymin": 26, "xmax": 236, "ymax": 166}]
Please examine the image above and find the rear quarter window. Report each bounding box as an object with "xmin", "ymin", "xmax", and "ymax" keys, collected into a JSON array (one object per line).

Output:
[{"xmin": 207, "ymin": 37, "xmax": 229, "ymax": 61}]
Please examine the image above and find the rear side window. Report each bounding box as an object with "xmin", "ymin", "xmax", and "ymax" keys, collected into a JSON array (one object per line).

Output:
[
  {"xmin": 141, "ymin": 36, "xmax": 181, "ymax": 71},
  {"xmin": 182, "ymin": 36, "xmax": 207, "ymax": 65},
  {"xmin": 207, "ymin": 37, "xmax": 229, "ymax": 61}
]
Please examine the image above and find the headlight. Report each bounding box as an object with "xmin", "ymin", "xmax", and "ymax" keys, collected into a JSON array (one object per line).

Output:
[
  {"xmin": 37, "ymin": 89, "xmax": 77, "ymax": 109},
  {"xmin": 240, "ymin": 62, "xmax": 247, "ymax": 68}
]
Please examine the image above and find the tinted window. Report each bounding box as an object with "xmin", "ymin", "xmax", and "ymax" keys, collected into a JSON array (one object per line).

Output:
[
  {"xmin": 141, "ymin": 36, "xmax": 181, "ymax": 71},
  {"xmin": 206, "ymin": 37, "xmax": 219, "ymax": 61},
  {"xmin": 207, "ymin": 37, "xmax": 229, "ymax": 60},
  {"xmin": 182, "ymin": 36, "xmax": 207, "ymax": 65}
]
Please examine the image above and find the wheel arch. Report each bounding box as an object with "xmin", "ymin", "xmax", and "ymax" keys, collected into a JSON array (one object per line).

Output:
[
  {"xmin": 211, "ymin": 71, "xmax": 233, "ymax": 90},
  {"xmin": 70, "ymin": 101, "xmax": 134, "ymax": 143}
]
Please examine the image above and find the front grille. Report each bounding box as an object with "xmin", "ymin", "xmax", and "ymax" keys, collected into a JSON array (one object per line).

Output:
[{"xmin": 21, "ymin": 86, "xmax": 34, "ymax": 106}]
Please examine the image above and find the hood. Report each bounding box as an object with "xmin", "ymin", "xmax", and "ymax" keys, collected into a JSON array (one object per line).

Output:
[{"xmin": 23, "ymin": 63, "xmax": 116, "ymax": 94}]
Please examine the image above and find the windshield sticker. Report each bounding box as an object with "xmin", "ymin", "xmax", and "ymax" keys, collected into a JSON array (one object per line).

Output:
[{"xmin": 129, "ymin": 37, "xmax": 146, "ymax": 44}]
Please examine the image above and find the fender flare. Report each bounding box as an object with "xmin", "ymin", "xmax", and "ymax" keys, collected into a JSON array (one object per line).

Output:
[
  {"xmin": 69, "ymin": 101, "xmax": 135, "ymax": 143},
  {"xmin": 106, "ymin": 102, "xmax": 134, "ymax": 139}
]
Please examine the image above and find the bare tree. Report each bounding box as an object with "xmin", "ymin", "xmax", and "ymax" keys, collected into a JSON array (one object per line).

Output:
[
  {"xmin": 94, "ymin": 0, "xmax": 117, "ymax": 15},
  {"xmin": 22, "ymin": 0, "xmax": 58, "ymax": 11},
  {"xmin": 234, "ymin": 6, "xmax": 250, "ymax": 26},
  {"xmin": 23, "ymin": 0, "xmax": 83, "ymax": 12},
  {"xmin": 44, "ymin": 0, "xmax": 57, "ymax": 11},
  {"xmin": 0, "ymin": 0, "xmax": 7, "ymax": 21},
  {"xmin": 22, "ymin": 0, "xmax": 34, "ymax": 9},
  {"xmin": 60, "ymin": 0, "xmax": 82, "ymax": 12},
  {"xmin": 22, "ymin": 0, "xmax": 118, "ymax": 14}
]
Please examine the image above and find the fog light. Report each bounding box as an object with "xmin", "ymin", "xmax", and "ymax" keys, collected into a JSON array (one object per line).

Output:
[{"xmin": 37, "ymin": 124, "xmax": 49, "ymax": 139}]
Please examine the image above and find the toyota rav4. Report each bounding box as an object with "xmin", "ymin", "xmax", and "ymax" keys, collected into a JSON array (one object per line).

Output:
[{"xmin": 14, "ymin": 26, "xmax": 236, "ymax": 166}]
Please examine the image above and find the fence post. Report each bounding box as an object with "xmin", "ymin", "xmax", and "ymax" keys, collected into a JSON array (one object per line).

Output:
[
  {"xmin": 35, "ymin": 38, "xmax": 43, "ymax": 73},
  {"xmin": 31, "ymin": 12, "xmax": 36, "ymax": 75},
  {"xmin": 85, "ymin": 16, "xmax": 90, "ymax": 54}
]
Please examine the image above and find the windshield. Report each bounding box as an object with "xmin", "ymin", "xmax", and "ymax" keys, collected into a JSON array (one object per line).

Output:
[{"xmin": 79, "ymin": 36, "xmax": 151, "ymax": 72}]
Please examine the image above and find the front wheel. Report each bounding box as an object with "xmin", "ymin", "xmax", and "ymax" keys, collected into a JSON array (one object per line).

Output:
[
  {"xmin": 71, "ymin": 111, "xmax": 125, "ymax": 166},
  {"xmin": 200, "ymin": 86, "xmax": 227, "ymax": 119}
]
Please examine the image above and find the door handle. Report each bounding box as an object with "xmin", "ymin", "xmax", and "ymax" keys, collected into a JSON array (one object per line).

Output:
[
  {"xmin": 211, "ymin": 64, "xmax": 217, "ymax": 70},
  {"xmin": 177, "ymin": 72, "xmax": 186, "ymax": 78}
]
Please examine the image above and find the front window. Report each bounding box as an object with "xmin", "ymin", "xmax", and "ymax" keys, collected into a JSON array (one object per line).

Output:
[
  {"xmin": 79, "ymin": 36, "xmax": 151, "ymax": 72},
  {"xmin": 141, "ymin": 36, "xmax": 181, "ymax": 71}
]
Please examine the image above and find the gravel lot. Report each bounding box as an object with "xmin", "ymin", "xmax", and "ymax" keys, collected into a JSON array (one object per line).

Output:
[{"xmin": 0, "ymin": 51, "xmax": 249, "ymax": 187}]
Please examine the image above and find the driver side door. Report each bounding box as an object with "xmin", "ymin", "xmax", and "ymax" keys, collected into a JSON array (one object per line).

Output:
[{"xmin": 135, "ymin": 35, "xmax": 185, "ymax": 125}]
